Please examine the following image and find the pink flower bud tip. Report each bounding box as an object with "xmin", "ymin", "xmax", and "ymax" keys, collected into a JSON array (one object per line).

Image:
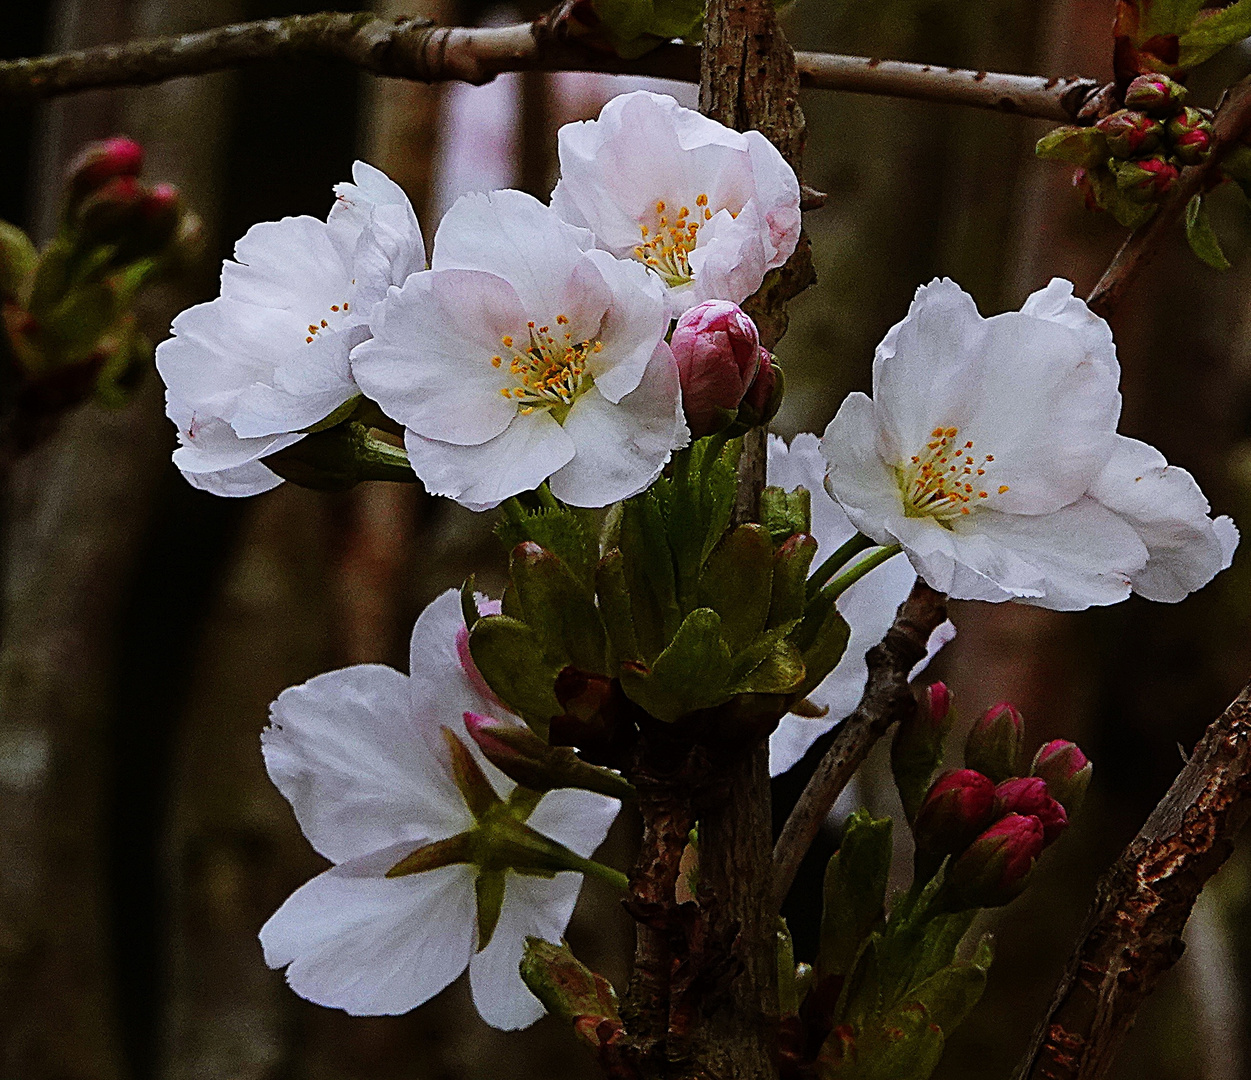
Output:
[
  {"xmin": 993, "ymin": 777, "xmax": 1068, "ymax": 844},
  {"xmin": 1124, "ymin": 74, "xmax": 1187, "ymax": 116},
  {"xmin": 671, "ymin": 300, "xmax": 760, "ymax": 437},
  {"xmin": 946, "ymin": 812, "xmax": 1044, "ymax": 909},
  {"xmin": 922, "ymin": 681, "xmax": 950, "ymax": 725},
  {"xmin": 1031, "ymin": 739, "xmax": 1093, "ymax": 814},
  {"xmin": 965, "ymin": 701, "xmax": 1025, "ymax": 782},
  {"xmin": 913, "ymin": 768, "xmax": 996, "ymax": 858},
  {"xmin": 68, "ymin": 137, "xmax": 145, "ymax": 199}
]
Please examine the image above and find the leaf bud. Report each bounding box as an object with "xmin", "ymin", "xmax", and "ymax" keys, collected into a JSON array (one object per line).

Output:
[
  {"xmin": 911, "ymin": 768, "xmax": 996, "ymax": 879},
  {"xmin": 943, "ymin": 813, "xmax": 1044, "ymax": 910},
  {"xmin": 891, "ymin": 681, "xmax": 954, "ymax": 822},
  {"xmin": 1124, "ymin": 73, "xmax": 1188, "ymax": 117},
  {"xmin": 992, "ymin": 776, "xmax": 1067, "ymax": 844},
  {"xmin": 964, "ymin": 701, "xmax": 1024, "ymax": 782},
  {"xmin": 670, "ymin": 299, "xmax": 760, "ymax": 437},
  {"xmin": 1167, "ymin": 107, "xmax": 1214, "ymax": 166},
  {"xmin": 1030, "ymin": 739, "xmax": 1092, "ymax": 815},
  {"xmin": 66, "ymin": 136, "xmax": 144, "ymax": 206},
  {"xmin": 1096, "ymin": 109, "xmax": 1163, "ymax": 158},
  {"xmin": 1110, "ymin": 155, "xmax": 1181, "ymax": 201}
]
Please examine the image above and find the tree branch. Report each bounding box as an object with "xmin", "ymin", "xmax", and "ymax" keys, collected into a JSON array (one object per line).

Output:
[
  {"xmin": 1086, "ymin": 77, "xmax": 1251, "ymax": 319},
  {"xmin": 1013, "ymin": 681, "xmax": 1251, "ymax": 1080},
  {"xmin": 0, "ymin": 11, "xmax": 1099, "ymax": 123},
  {"xmin": 771, "ymin": 581, "xmax": 948, "ymax": 908}
]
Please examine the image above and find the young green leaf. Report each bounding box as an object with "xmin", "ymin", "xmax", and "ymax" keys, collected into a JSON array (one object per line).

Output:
[{"xmin": 1185, "ymin": 192, "xmax": 1231, "ymax": 270}]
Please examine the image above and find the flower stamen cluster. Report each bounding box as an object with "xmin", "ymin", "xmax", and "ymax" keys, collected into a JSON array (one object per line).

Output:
[
  {"xmin": 633, "ymin": 195, "xmax": 712, "ymax": 286},
  {"xmin": 494, "ymin": 319, "xmax": 602, "ymax": 412},
  {"xmin": 900, "ymin": 426, "xmax": 1005, "ymax": 522}
]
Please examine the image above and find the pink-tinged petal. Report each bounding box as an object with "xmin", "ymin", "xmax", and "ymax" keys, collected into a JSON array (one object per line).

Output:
[
  {"xmin": 166, "ymin": 392, "xmax": 303, "ymax": 475},
  {"xmin": 404, "ymin": 412, "xmax": 575, "ymax": 510},
  {"xmin": 222, "ymin": 215, "xmax": 353, "ymax": 312},
  {"xmin": 352, "ymin": 268, "xmax": 528, "ymax": 445},
  {"xmin": 581, "ymin": 249, "xmax": 668, "ymax": 403},
  {"xmin": 261, "ymin": 850, "xmax": 477, "ymax": 1017},
  {"xmin": 744, "ymin": 129, "xmax": 802, "ymax": 266},
  {"xmin": 264, "ymin": 664, "xmax": 472, "ymax": 864},
  {"xmin": 1090, "ymin": 435, "xmax": 1237, "ymax": 601},
  {"xmin": 468, "ymin": 872, "xmax": 581, "ymax": 1030},
  {"xmin": 549, "ymin": 343, "xmax": 687, "ymax": 508},
  {"xmin": 527, "ymin": 788, "xmax": 620, "ymax": 858},
  {"xmin": 685, "ymin": 203, "xmax": 773, "ymax": 309}
]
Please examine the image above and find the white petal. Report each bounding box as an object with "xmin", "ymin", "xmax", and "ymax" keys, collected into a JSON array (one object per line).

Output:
[
  {"xmin": 404, "ymin": 412, "xmax": 575, "ymax": 511},
  {"xmin": 549, "ymin": 343, "xmax": 687, "ymax": 508},
  {"xmin": 526, "ymin": 787, "xmax": 620, "ymax": 858},
  {"xmin": 1216, "ymin": 516, "xmax": 1240, "ymax": 568},
  {"xmin": 685, "ymin": 203, "xmax": 773, "ymax": 309},
  {"xmin": 1090, "ymin": 435, "xmax": 1236, "ymax": 602},
  {"xmin": 581, "ymin": 249, "xmax": 668, "ymax": 403},
  {"xmin": 911, "ymin": 619, "xmax": 957, "ymax": 681},
  {"xmin": 821, "ymin": 392, "xmax": 908, "ymax": 550},
  {"xmin": 766, "ymin": 432, "xmax": 858, "ymax": 558},
  {"xmin": 468, "ymin": 872, "xmax": 582, "ymax": 1030},
  {"xmin": 1019, "ymin": 278, "xmax": 1118, "ymax": 379},
  {"xmin": 180, "ymin": 458, "xmax": 285, "ymax": 497},
  {"xmin": 264, "ymin": 665, "xmax": 471, "ymax": 863},
  {"xmin": 261, "ymin": 851, "xmax": 476, "ymax": 1017},
  {"xmin": 222, "ymin": 216, "xmax": 354, "ymax": 312},
  {"xmin": 166, "ymin": 392, "xmax": 303, "ymax": 490},
  {"xmin": 744, "ymin": 129, "xmax": 802, "ymax": 267}
]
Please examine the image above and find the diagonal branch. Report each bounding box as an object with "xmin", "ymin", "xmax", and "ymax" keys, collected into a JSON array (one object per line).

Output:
[
  {"xmin": 771, "ymin": 580, "xmax": 948, "ymax": 908},
  {"xmin": 1087, "ymin": 77, "xmax": 1251, "ymax": 319},
  {"xmin": 0, "ymin": 10, "xmax": 1099, "ymax": 123},
  {"xmin": 1013, "ymin": 681, "xmax": 1251, "ymax": 1080}
]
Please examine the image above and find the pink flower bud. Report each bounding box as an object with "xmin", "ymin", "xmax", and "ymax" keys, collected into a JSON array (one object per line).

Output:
[
  {"xmin": 73, "ymin": 175, "xmax": 144, "ymax": 243},
  {"xmin": 671, "ymin": 300, "xmax": 760, "ymax": 437},
  {"xmin": 738, "ymin": 348, "xmax": 782, "ymax": 428},
  {"xmin": 1096, "ymin": 109, "xmax": 1163, "ymax": 158},
  {"xmin": 1124, "ymin": 74, "xmax": 1187, "ymax": 117},
  {"xmin": 891, "ymin": 681, "xmax": 954, "ymax": 822},
  {"xmin": 1111, "ymin": 155, "xmax": 1180, "ymax": 201},
  {"xmin": 964, "ymin": 701, "xmax": 1024, "ymax": 783},
  {"xmin": 912, "ymin": 768, "xmax": 996, "ymax": 878},
  {"xmin": 1167, "ymin": 107, "xmax": 1214, "ymax": 166},
  {"xmin": 993, "ymin": 777, "xmax": 1068, "ymax": 844},
  {"xmin": 945, "ymin": 813, "xmax": 1044, "ymax": 909},
  {"xmin": 67, "ymin": 136, "xmax": 144, "ymax": 203},
  {"xmin": 922, "ymin": 681, "xmax": 951, "ymax": 726},
  {"xmin": 1031, "ymin": 739, "xmax": 1093, "ymax": 814}
]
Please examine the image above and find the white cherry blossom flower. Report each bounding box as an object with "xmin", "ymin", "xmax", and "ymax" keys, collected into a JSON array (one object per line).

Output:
[
  {"xmin": 551, "ymin": 91, "xmax": 801, "ymax": 316},
  {"xmin": 766, "ymin": 433, "xmax": 954, "ymax": 775},
  {"xmin": 157, "ymin": 161, "xmax": 425, "ymax": 496},
  {"xmin": 822, "ymin": 278, "xmax": 1237, "ymax": 611},
  {"xmin": 352, "ymin": 188, "xmax": 687, "ymax": 509},
  {"xmin": 260, "ymin": 589, "xmax": 619, "ymax": 1028}
]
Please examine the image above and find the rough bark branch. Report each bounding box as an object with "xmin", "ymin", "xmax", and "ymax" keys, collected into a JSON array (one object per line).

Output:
[
  {"xmin": 771, "ymin": 581, "xmax": 948, "ymax": 908},
  {"xmin": 0, "ymin": 11, "xmax": 1099, "ymax": 122},
  {"xmin": 1086, "ymin": 77, "xmax": 1251, "ymax": 319},
  {"xmin": 1013, "ymin": 682, "xmax": 1251, "ymax": 1080}
]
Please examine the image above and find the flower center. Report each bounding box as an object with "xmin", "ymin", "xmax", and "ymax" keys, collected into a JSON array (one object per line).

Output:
[
  {"xmin": 303, "ymin": 299, "xmax": 351, "ymax": 344},
  {"xmin": 898, "ymin": 426, "xmax": 1009, "ymax": 525},
  {"xmin": 492, "ymin": 317, "xmax": 601, "ymax": 415},
  {"xmin": 633, "ymin": 195, "xmax": 716, "ymax": 288}
]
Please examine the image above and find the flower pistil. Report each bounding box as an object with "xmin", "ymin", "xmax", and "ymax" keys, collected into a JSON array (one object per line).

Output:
[
  {"xmin": 494, "ymin": 317, "xmax": 602, "ymax": 414},
  {"xmin": 898, "ymin": 425, "xmax": 1008, "ymax": 524}
]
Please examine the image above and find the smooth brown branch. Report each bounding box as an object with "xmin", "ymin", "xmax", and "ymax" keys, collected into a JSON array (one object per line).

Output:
[
  {"xmin": 1014, "ymin": 681, "xmax": 1251, "ymax": 1080},
  {"xmin": 1087, "ymin": 78, "xmax": 1251, "ymax": 319},
  {"xmin": 771, "ymin": 580, "xmax": 948, "ymax": 909},
  {"xmin": 0, "ymin": 11, "xmax": 1099, "ymax": 123}
]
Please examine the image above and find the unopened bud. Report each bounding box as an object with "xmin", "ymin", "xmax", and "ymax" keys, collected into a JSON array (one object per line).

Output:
[
  {"xmin": 964, "ymin": 702, "xmax": 1024, "ymax": 782},
  {"xmin": 73, "ymin": 175, "xmax": 144, "ymax": 246},
  {"xmin": 912, "ymin": 768, "xmax": 996, "ymax": 879},
  {"xmin": 734, "ymin": 349, "xmax": 783, "ymax": 430},
  {"xmin": 1124, "ymin": 73, "xmax": 1188, "ymax": 117},
  {"xmin": 891, "ymin": 681, "xmax": 954, "ymax": 822},
  {"xmin": 1110, "ymin": 155, "xmax": 1181, "ymax": 201},
  {"xmin": 944, "ymin": 813, "xmax": 1044, "ymax": 910},
  {"xmin": 1167, "ymin": 107, "xmax": 1214, "ymax": 166},
  {"xmin": 1096, "ymin": 109, "xmax": 1163, "ymax": 158},
  {"xmin": 1031, "ymin": 739, "xmax": 1092, "ymax": 814},
  {"xmin": 463, "ymin": 711, "xmax": 634, "ymax": 800},
  {"xmin": 67, "ymin": 136, "xmax": 144, "ymax": 205},
  {"xmin": 993, "ymin": 777, "xmax": 1067, "ymax": 844},
  {"xmin": 671, "ymin": 300, "xmax": 760, "ymax": 438},
  {"xmin": 137, "ymin": 182, "xmax": 181, "ymax": 248}
]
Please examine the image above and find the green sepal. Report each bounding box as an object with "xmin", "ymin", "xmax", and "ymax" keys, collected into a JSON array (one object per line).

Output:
[
  {"xmin": 0, "ymin": 220, "xmax": 37, "ymax": 303},
  {"xmin": 302, "ymin": 393, "xmax": 362, "ymax": 433},
  {"xmin": 595, "ymin": 550, "xmax": 641, "ymax": 665},
  {"xmin": 461, "ymin": 576, "xmax": 481, "ymax": 633},
  {"xmin": 496, "ymin": 502, "xmax": 598, "ymax": 591},
  {"xmin": 520, "ymin": 937, "xmax": 621, "ymax": 1047},
  {"xmin": 467, "ymin": 615, "xmax": 563, "ymax": 737},
  {"xmin": 697, "ymin": 523, "xmax": 774, "ymax": 653},
  {"xmin": 792, "ymin": 593, "xmax": 851, "ymax": 702},
  {"xmin": 1185, "ymin": 192, "xmax": 1231, "ymax": 270},
  {"xmin": 475, "ymin": 869, "xmax": 507, "ymax": 952},
  {"xmin": 619, "ymin": 491, "xmax": 680, "ymax": 661},
  {"xmin": 385, "ymin": 832, "xmax": 475, "ymax": 877},
  {"xmin": 1034, "ymin": 125, "xmax": 1109, "ymax": 168},
  {"xmin": 618, "ymin": 607, "xmax": 734, "ymax": 722},
  {"xmin": 510, "ymin": 541, "xmax": 609, "ymax": 675},
  {"xmin": 760, "ymin": 484, "xmax": 812, "ymax": 546},
  {"xmin": 819, "ymin": 811, "xmax": 893, "ymax": 983},
  {"xmin": 442, "ymin": 726, "xmax": 502, "ymax": 819},
  {"xmin": 769, "ymin": 533, "xmax": 818, "ymax": 628}
]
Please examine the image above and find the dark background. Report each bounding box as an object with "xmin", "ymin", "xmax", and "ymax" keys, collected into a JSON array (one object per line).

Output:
[{"xmin": 1, "ymin": 0, "xmax": 1249, "ymax": 1078}]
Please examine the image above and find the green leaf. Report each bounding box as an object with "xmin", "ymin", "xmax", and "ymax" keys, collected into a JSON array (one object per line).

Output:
[
  {"xmin": 618, "ymin": 607, "xmax": 734, "ymax": 722},
  {"xmin": 731, "ymin": 634, "xmax": 805, "ymax": 694},
  {"xmin": 778, "ymin": 918, "xmax": 800, "ymax": 1015},
  {"xmin": 619, "ymin": 491, "xmax": 681, "ymax": 661},
  {"xmin": 768, "ymin": 533, "xmax": 818, "ymax": 629},
  {"xmin": 1178, "ymin": 0, "xmax": 1251, "ymax": 68},
  {"xmin": 907, "ymin": 935, "xmax": 993, "ymax": 1034},
  {"xmin": 910, "ymin": 910, "xmax": 978, "ymax": 988},
  {"xmin": 468, "ymin": 615, "xmax": 563, "ymax": 737},
  {"xmin": 589, "ymin": 0, "xmax": 704, "ymax": 57},
  {"xmin": 509, "ymin": 542, "xmax": 609, "ymax": 675},
  {"xmin": 1185, "ymin": 192, "xmax": 1231, "ymax": 269},
  {"xmin": 0, "ymin": 220, "xmax": 37, "ymax": 303},
  {"xmin": 595, "ymin": 551, "xmax": 641, "ymax": 666},
  {"xmin": 792, "ymin": 593, "xmax": 851, "ymax": 701},
  {"xmin": 819, "ymin": 1002, "xmax": 945, "ymax": 1080},
  {"xmin": 697, "ymin": 523, "xmax": 774, "ymax": 652},
  {"xmin": 496, "ymin": 503, "xmax": 598, "ymax": 591},
  {"xmin": 819, "ymin": 811, "xmax": 893, "ymax": 983},
  {"xmin": 697, "ymin": 437, "xmax": 741, "ymax": 564},
  {"xmin": 1034, "ymin": 125, "xmax": 1109, "ymax": 168},
  {"xmin": 761, "ymin": 484, "xmax": 812, "ymax": 546}
]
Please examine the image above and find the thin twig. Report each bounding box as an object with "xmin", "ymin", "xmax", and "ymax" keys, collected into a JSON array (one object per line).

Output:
[
  {"xmin": 1013, "ymin": 681, "xmax": 1251, "ymax": 1080},
  {"xmin": 771, "ymin": 581, "xmax": 948, "ymax": 908},
  {"xmin": 0, "ymin": 11, "xmax": 1099, "ymax": 123},
  {"xmin": 1087, "ymin": 77, "xmax": 1251, "ymax": 319}
]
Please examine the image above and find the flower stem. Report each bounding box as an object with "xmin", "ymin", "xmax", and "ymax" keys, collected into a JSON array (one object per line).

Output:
[
  {"xmin": 807, "ymin": 533, "xmax": 876, "ymax": 595},
  {"xmin": 355, "ymin": 427, "xmax": 417, "ymax": 482},
  {"xmin": 574, "ymin": 855, "xmax": 631, "ymax": 892},
  {"xmin": 820, "ymin": 543, "xmax": 904, "ymax": 600}
]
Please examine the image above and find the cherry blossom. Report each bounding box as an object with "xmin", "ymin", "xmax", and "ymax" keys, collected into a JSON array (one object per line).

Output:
[
  {"xmin": 551, "ymin": 91, "xmax": 800, "ymax": 315},
  {"xmin": 260, "ymin": 589, "xmax": 619, "ymax": 1028}
]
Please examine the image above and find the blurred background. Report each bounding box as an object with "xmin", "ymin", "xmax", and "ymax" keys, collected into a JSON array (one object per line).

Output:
[{"xmin": 2, "ymin": 0, "xmax": 1250, "ymax": 1077}]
